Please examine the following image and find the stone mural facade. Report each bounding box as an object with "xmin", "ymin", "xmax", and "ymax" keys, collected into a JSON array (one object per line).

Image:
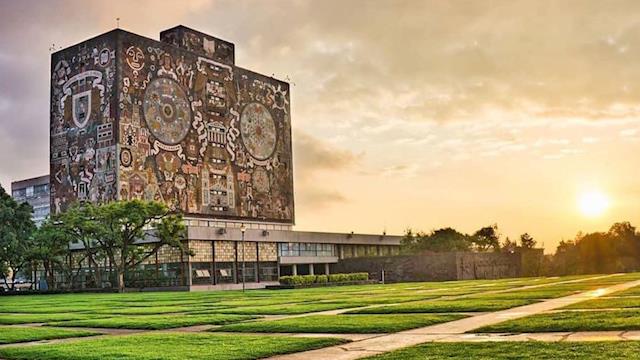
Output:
[
  {"xmin": 50, "ymin": 33, "xmax": 118, "ymax": 213},
  {"xmin": 51, "ymin": 26, "xmax": 294, "ymax": 223}
]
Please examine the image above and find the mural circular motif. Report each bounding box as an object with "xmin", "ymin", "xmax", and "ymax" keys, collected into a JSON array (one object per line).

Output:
[
  {"xmin": 143, "ymin": 77, "xmax": 192, "ymax": 145},
  {"xmin": 240, "ymin": 102, "xmax": 277, "ymax": 161},
  {"xmin": 252, "ymin": 167, "xmax": 270, "ymax": 193}
]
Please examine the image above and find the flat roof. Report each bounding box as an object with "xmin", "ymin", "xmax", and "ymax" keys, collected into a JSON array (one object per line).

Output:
[{"xmin": 11, "ymin": 175, "xmax": 49, "ymax": 190}]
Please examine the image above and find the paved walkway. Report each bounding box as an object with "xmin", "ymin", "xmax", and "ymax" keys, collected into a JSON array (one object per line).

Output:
[{"xmin": 267, "ymin": 278, "xmax": 640, "ymax": 360}]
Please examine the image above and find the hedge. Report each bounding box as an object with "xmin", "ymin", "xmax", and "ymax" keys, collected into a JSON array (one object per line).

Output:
[{"xmin": 279, "ymin": 272, "xmax": 368, "ymax": 286}]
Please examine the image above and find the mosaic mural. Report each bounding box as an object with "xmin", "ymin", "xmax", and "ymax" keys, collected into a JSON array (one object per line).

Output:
[
  {"xmin": 50, "ymin": 33, "xmax": 118, "ymax": 214},
  {"xmin": 51, "ymin": 27, "xmax": 294, "ymax": 223}
]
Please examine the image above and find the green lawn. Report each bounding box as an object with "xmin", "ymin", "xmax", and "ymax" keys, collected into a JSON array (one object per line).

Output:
[
  {"xmin": 48, "ymin": 314, "xmax": 257, "ymax": 330},
  {"xmin": 607, "ymin": 284, "xmax": 640, "ymax": 297},
  {"xmin": 0, "ymin": 333, "xmax": 347, "ymax": 360},
  {"xmin": 347, "ymin": 299, "xmax": 535, "ymax": 314},
  {"xmin": 216, "ymin": 313, "xmax": 466, "ymax": 333},
  {"xmin": 467, "ymin": 287, "xmax": 584, "ymax": 301},
  {"xmin": 197, "ymin": 302, "xmax": 370, "ymax": 315},
  {"xmin": 474, "ymin": 309, "xmax": 640, "ymax": 333},
  {"xmin": 0, "ymin": 273, "xmax": 635, "ymax": 339},
  {"xmin": 0, "ymin": 326, "xmax": 98, "ymax": 344},
  {"xmin": 363, "ymin": 341, "xmax": 640, "ymax": 359},
  {"xmin": 86, "ymin": 305, "xmax": 210, "ymax": 315},
  {"xmin": 565, "ymin": 296, "xmax": 640, "ymax": 309},
  {"xmin": 0, "ymin": 313, "xmax": 105, "ymax": 325}
]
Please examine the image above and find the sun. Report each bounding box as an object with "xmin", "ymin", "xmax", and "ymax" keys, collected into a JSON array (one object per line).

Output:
[{"xmin": 578, "ymin": 190, "xmax": 610, "ymax": 217}]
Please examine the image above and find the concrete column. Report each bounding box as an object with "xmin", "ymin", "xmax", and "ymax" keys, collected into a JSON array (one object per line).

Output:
[
  {"xmin": 339, "ymin": 245, "xmax": 344, "ymax": 259},
  {"xmin": 325, "ymin": 263, "xmax": 330, "ymax": 275},
  {"xmin": 255, "ymin": 241, "xmax": 260, "ymax": 283},
  {"xmin": 292, "ymin": 264, "xmax": 298, "ymax": 276},
  {"xmin": 233, "ymin": 241, "xmax": 238, "ymax": 284},
  {"xmin": 309, "ymin": 264, "xmax": 314, "ymax": 275},
  {"xmin": 186, "ymin": 261, "xmax": 193, "ymax": 287}
]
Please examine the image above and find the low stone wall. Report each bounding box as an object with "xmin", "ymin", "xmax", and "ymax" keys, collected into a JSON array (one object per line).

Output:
[{"xmin": 332, "ymin": 250, "xmax": 543, "ymax": 283}]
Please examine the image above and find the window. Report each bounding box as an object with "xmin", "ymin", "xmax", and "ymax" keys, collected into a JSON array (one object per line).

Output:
[
  {"xmin": 300, "ymin": 243, "xmax": 315, "ymax": 256},
  {"xmin": 34, "ymin": 184, "xmax": 49, "ymax": 195},
  {"xmin": 12, "ymin": 189, "xmax": 26, "ymax": 199},
  {"xmin": 25, "ymin": 186, "xmax": 34, "ymax": 197},
  {"xmin": 278, "ymin": 243, "xmax": 336, "ymax": 257}
]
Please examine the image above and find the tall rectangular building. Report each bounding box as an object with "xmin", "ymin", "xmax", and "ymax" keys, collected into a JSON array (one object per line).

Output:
[
  {"xmin": 11, "ymin": 175, "xmax": 50, "ymax": 226},
  {"xmin": 50, "ymin": 26, "xmax": 294, "ymax": 224}
]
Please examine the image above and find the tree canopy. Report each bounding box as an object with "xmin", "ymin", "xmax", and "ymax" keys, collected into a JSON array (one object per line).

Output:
[
  {"xmin": 0, "ymin": 184, "xmax": 36, "ymax": 289},
  {"xmin": 547, "ymin": 222, "xmax": 640, "ymax": 275},
  {"xmin": 402, "ymin": 224, "xmax": 508, "ymax": 254}
]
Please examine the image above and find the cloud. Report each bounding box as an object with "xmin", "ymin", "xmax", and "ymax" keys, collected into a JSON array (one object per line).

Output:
[
  {"xmin": 296, "ymin": 187, "xmax": 347, "ymax": 209},
  {"xmin": 293, "ymin": 130, "xmax": 361, "ymax": 175}
]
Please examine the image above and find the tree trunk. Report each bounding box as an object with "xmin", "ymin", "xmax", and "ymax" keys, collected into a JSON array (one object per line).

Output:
[
  {"xmin": 117, "ymin": 270, "xmax": 125, "ymax": 293},
  {"xmin": 9, "ymin": 269, "xmax": 17, "ymax": 291},
  {"xmin": 43, "ymin": 261, "xmax": 56, "ymax": 290}
]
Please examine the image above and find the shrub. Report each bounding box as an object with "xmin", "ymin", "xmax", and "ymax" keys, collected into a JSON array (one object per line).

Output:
[
  {"xmin": 279, "ymin": 272, "xmax": 368, "ymax": 286},
  {"xmin": 300, "ymin": 275, "xmax": 317, "ymax": 285}
]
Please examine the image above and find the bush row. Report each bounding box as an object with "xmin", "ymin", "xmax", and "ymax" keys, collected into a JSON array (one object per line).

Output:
[{"xmin": 279, "ymin": 272, "xmax": 368, "ymax": 286}]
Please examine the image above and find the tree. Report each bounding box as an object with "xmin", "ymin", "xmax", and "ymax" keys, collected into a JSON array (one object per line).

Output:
[
  {"xmin": 472, "ymin": 224, "xmax": 501, "ymax": 252},
  {"xmin": 30, "ymin": 219, "xmax": 72, "ymax": 290},
  {"xmin": 51, "ymin": 204, "xmax": 106, "ymax": 288},
  {"xmin": 401, "ymin": 227, "xmax": 471, "ymax": 253},
  {"xmin": 501, "ymin": 237, "xmax": 518, "ymax": 253},
  {"xmin": 0, "ymin": 185, "xmax": 36, "ymax": 290},
  {"xmin": 91, "ymin": 200, "xmax": 188, "ymax": 292},
  {"xmin": 520, "ymin": 233, "xmax": 536, "ymax": 249}
]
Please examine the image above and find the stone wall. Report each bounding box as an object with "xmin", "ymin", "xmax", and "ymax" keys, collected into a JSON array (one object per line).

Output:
[
  {"xmin": 239, "ymin": 241, "xmax": 257, "ymax": 262},
  {"xmin": 144, "ymin": 245, "xmax": 183, "ymax": 264},
  {"xmin": 333, "ymin": 250, "xmax": 543, "ymax": 282},
  {"xmin": 214, "ymin": 241, "xmax": 235, "ymax": 262},
  {"xmin": 189, "ymin": 240, "xmax": 212, "ymax": 262},
  {"xmin": 258, "ymin": 242, "xmax": 277, "ymax": 261}
]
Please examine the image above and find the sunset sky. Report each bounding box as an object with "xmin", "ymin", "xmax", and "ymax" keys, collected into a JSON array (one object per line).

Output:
[{"xmin": 1, "ymin": 0, "xmax": 639, "ymax": 251}]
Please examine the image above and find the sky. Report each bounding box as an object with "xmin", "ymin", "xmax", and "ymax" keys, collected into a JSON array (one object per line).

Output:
[{"xmin": 1, "ymin": 0, "xmax": 639, "ymax": 252}]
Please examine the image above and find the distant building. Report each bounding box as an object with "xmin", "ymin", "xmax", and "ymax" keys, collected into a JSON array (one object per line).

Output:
[{"xmin": 11, "ymin": 175, "xmax": 50, "ymax": 226}]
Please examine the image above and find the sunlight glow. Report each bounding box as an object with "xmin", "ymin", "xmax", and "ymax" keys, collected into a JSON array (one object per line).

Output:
[{"xmin": 578, "ymin": 190, "xmax": 610, "ymax": 218}]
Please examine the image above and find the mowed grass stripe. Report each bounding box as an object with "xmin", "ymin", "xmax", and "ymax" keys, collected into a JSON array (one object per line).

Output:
[
  {"xmin": 346, "ymin": 299, "xmax": 536, "ymax": 314},
  {"xmin": 565, "ymin": 296, "xmax": 640, "ymax": 309},
  {"xmin": 0, "ymin": 326, "xmax": 98, "ymax": 344},
  {"xmin": 0, "ymin": 313, "xmax": 111, "ymax": 325},
  {"xmin": 0, "ymin": 333, "xmax": 347, "ymax": 360},
  {"xmin": 47, "ymin": 314, "xmax": 258, "ymax": 330},
  {"xmin": 473, "ymin": 309, "xmax": 640, "ymax": 333},
  {"xmin": 195, "ymin": 302, "xmax": 372, "ymax": 315},
  {"xmin": 363, "ymin": 341, "xmax": 640, "ymax": 359},
  {"xmin": 216, "ymin": 314, "xmax": 467, "ymax": 334}
]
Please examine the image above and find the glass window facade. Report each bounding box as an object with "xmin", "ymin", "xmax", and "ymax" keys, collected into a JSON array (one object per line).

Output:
[{"xmin": 278, "ymin": 242, "xmax": 337, "ymax": 257}]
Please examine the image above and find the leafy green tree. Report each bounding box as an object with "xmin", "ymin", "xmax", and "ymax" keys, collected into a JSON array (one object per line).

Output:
[
  {"xmin": 520, "ymin": 233, "xmax": 536, "ymax": 249},
  {"xmin": 51, "ymin": 204, "xmax": 105, "ymax": 288},
  {"xmin": 472, "ymin": 224, "xmax": 501, "ymax": 252},
  {"xmin": 91, "ymin": 200, "xmax": 188, "ymax": 292},
  {"xmin": 0, "ymin": 185, "xmax": 36, "ymax": 290},
  {"xmin": 402, "ymin": 227, "xmax": 471, "ymax": 253},
  {"xmin": 30, "ymin": 219, "xmax": 72, "ymax": 290}
]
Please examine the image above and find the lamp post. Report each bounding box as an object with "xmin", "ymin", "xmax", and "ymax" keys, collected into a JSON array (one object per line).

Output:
[{"xmin": 240, "ymin": 224, "xmax": 246, "ymax": 292}]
